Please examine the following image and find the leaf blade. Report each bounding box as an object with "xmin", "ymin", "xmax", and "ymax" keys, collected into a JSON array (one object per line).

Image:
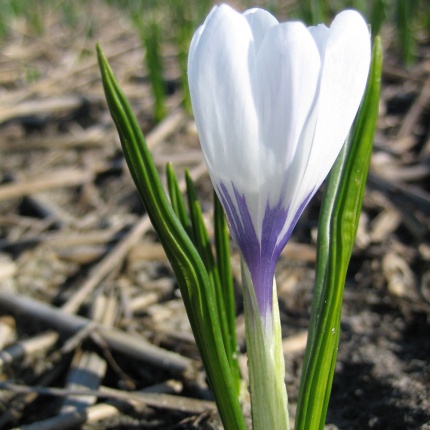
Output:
[
  {"xmin": 295, "ymin": 36, "xmax": 382, "ymax": 430},
  {"xmin": 97, "ymin": 45, "xmax": 246, "ymax": 430}
]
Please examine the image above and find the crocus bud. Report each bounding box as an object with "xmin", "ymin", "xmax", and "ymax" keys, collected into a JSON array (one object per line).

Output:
[{"xmin": 188, "ymin": 4, "xmax": 370, "ymax": 326}]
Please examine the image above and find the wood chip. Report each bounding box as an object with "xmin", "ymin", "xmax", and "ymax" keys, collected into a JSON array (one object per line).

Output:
[
  {"xmin": 0, "ymin": 169, "xmax": 93, "ymax": 202},
  {"xmin": 0, "ymin": 291, "xmax": 195, "ymax": 376}
]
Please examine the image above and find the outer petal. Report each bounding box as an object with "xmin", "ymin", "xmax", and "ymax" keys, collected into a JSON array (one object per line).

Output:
[
  {"xmin": 278, "ymin": 11, "xmax": 370, "ymax": 244},
  {"xmin": 243, "ymin": 8, "xmax": 278, "ymax": 55},
  {"xmin": 303, "ymin": 10, "xmax": 371, "ymax": 192},
  {"xmin": 187, "ymin": 4, "xmax": 259, "ymax": 193},
  {"xmin": 188, "ymin": 5, "xmax": 222, "ymax": 63}
]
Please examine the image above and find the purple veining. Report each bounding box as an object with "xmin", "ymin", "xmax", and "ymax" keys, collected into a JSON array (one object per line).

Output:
[{"xmin": 217, "ymin": 182, "xmax": 314, "ymax": 320}]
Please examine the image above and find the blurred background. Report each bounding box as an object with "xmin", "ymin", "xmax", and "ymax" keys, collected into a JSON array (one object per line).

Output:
[{"xmin": 0, "ymin": 1, "xmax": 429, "ymax": 429}]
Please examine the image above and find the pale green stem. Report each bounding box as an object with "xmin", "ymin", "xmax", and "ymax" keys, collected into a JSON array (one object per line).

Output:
[{"xmin": 242, "ymin": 260, "xmax": 290, "ymax": 430}]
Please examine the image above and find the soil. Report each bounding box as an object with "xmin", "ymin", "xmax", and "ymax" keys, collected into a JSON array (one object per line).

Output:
[{"xmin": 0, "ymin": 2, "xmax": 429, "ymax": 429}]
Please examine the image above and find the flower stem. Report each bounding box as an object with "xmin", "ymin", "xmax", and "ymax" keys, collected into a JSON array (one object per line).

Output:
[{"xmin": 242, "ymin": 260, "xmax": 290, "ymax": 430}]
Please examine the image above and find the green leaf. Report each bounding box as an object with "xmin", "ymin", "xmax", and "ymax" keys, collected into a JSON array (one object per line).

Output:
[
  {"xmin": 369, "ymin": 0, "xmax": 387, "ymax": 36},
  {"xmin": 184, "ymin": 171, "xmax": 240, "ymax": 395},
  {"xmin": 214, "ymin": 192, "xmax": 240, "ymax": 394},
  {"xmin": 166, "ymin": 163, "xmax": 240, "ymax": 395},
  {"xmin": 133, "ymin": 12, "xmax": 166, "ymax": 122},
  {"xmin": 168, "ymin": 0, "xmax": 193, "ymax": 114},
  {"xmin": 295, "ymin": 36, "xmax": 382, "ymax": 430},
  {"xmin": 298, "ymin": 0, "xmax": 328, "ymax": 25},
  {"xmin": 97, "ymin": 45, "xmax": 246, "ymax": 430},
  {"xmin": 396, "ymin": 0, "xmax": 419, "ymax": 65},
  {"xmin": 166, "ymin": 162, "xmax": 192, "ymax": 237}
]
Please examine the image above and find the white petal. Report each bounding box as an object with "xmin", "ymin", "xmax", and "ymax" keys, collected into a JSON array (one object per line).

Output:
[
  {"xmin": 243, "ymin": 8, "xmax": 278, "ymax": 55},
  {"xmin": 254, "ymin": 22, "xmax": 321, "ymax": 210},
  {"xmin": 304, "ymin": 10, "xmax": 371, "ymax": 191},
  {"xmin": 187, "ymin": 4, "xmax": 259, "ymax": 192},
  {"xmin": 278, "ymin": 11, "xmax": 370, "ymax": 243}
]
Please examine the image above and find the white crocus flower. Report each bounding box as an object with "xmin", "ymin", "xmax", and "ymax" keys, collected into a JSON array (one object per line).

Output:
[
  {"xmin": 188, "ymin": 4, "xmax": 370, "ymax": 323},
  {"xmin": 188, "ymin": 6, "xmax": 370, "ymax": 429}
]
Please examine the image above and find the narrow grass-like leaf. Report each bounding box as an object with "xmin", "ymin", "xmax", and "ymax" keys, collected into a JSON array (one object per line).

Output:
[
  {"xmin": 196, "ymin": 0, "xmax": 213, "ymax": 24},
  {"xmin": 295, "ymin": 36, "xmax": 382, "ymax": 430},
  {"xmin": 298, "ymin": 0, "xmax": 328, "ymax": 25},
  {"xmin": 184, "ymin": 171, "xmax": 238, "ymax": 390},
  {"xmin": 143, "ymin": 19, "xmax": 166, "ymax": 122},
  {"xmin": 369, "ymin": 0, "xmax": 387, "ymax": 36},
  {"xmin": 132, "ymin": 8, "xmax": 167, "ymax": 123},
  {"xmin": 214, "ymin": 192, "xmax": 240, "ymax": 394},
  {"xmin": 97, "ymin": 45, "xmax": 246, "ymax": 430},
  {"xmin": 168, "ymin": 0, "xmax": 193, "ymax": 114},
  {"xmin": 396, "ymin": 0, "xmax": 419, "ymax": 65},
  {"xmin": 177, "ymin": 35, "xmax": 192, "ymax": 114},
  {"xmin": 167, "ymin": 164, "xmax": 240, "ymax": 394},
  {"xmin": 166, "ymin": 162, "xmax": 192, "ymax": 237}
]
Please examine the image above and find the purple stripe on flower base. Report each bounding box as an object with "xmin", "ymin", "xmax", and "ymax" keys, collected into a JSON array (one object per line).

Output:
[{"xmin": 217, "ymin": 182, "xmax": 314, "ymax": 321}]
